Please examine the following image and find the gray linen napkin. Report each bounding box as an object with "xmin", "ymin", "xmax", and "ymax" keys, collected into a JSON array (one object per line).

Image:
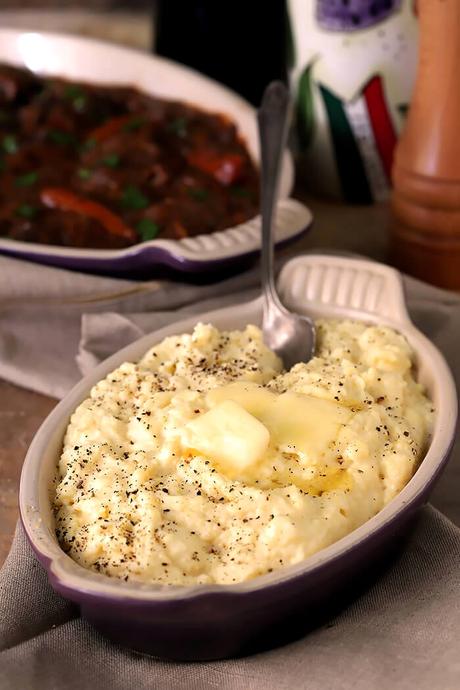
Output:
[
  {"xmin": 0, "ymin": 508, "xmax": 459, "ymax": 690},
  {"xmin": 1, "ymin": 252, "xmax": 460, "ymax": 401},
  {"xmin": 0, "ymin": 254, "xmax": 260, "ymax": 399},
  {"xmin": 1, "ymin": 254, "xmax": 460, "ymax": 688}
]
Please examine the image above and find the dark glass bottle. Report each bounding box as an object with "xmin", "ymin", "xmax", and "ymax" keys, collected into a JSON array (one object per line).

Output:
[{"xmin": 154, "ymin": 0, "xmax": 288, "ymax": 106}]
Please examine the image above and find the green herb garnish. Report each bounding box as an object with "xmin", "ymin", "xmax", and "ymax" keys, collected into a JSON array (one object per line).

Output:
[
  {"xmin": 121, "ymin": 185, "xmax": 149, "ymax": 211},
  {"xmin": 64, "ymin": 85, "xmax": 87, "ymax": 112},
  {"xmin": 15, "ymin": 171, "xmax": 38, "ymax": 187},
  {"xmin": 168, "ymin": 117, "xmax": 188, "ymax": 138},
  {"xmin": 80, "ymin": 138, "xmax": 97, "ymax": 153},
  {"xmin": 2, "ymin": 135, "xmax": 18, "ymax": 154},
  {"xmin": 48, "ymin": 130, "xmax": 77, "ymax": 146},
  {"xmin": 64, "ymin": 85, "xmax": 84, "ymax": 100},
  {"xmin": 136, "ymin": 218, "xmax": 160, "ymax": 241},
  {"xmin": 123, "ymin": 117, "xmax": 145, "ymax": 133},
  {"xmin": 73, "ymin": 96, "xmax": 86, "ymax": 112},
  {"xmin": 77, "ymin": 168, "xmax": 92, "ymax": 180},
  {"xmin": 102, "ymin": 153, "xmax": 120, "ymax": 168},
  {"xmin": 230, "ymin": 185, "xmax": 251, "ymax": 198},
  {"xmin": 16, "ymin": 203, "xmax": 37, "ymax": 219},
  {"xmin": 188, "ymin": 188, "xmax": 209, "ymax": 202}
]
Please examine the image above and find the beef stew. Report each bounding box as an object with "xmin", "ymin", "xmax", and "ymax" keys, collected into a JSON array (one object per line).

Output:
[{"xmin": 0, "ymin": 64, "xmax": 259, "ymax": 249}]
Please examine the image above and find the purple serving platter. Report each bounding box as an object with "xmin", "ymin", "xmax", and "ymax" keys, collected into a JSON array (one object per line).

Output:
[
  {"xmin": 19, "ymin": 255, "xmax": 457, "ymax": 660},
  {"xmin": 0, "ymin": 29, "xmax": 312, "ymax": 276}
]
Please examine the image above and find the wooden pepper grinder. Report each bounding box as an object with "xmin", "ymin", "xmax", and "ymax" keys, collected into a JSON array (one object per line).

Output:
[{"xmin": 391, "ymin": 0, "xmax": 460, "ymax": 289}]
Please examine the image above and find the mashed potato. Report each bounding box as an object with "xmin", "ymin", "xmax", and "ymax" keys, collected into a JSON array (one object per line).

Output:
[{"xmin": 54, "ymin": 321, "xmax": 433, "ymax": 585}]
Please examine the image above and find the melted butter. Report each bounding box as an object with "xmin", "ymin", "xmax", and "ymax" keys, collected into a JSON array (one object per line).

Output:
[
  {"xmin": 263, "ymin": 392, "xmax": 352, "ymax": 458},
  {"xmin": 205, "ymin": 382, "xmax": 354, "ymax": 494},
  {"xmin": 207, "ymin": 381, "xmax": 276, "ymax": 418},
  {"xmin": 270, "ymin": 464, "xmax": 353, "ymax": 496}
]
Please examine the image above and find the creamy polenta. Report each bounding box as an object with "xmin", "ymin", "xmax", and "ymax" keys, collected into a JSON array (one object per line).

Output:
[{"xmin": 54, "ymin": 321, "xmax": 433, "ymax": 585}]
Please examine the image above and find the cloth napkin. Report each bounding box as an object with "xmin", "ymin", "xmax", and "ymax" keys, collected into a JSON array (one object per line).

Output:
[
  {"xmin": 0, "ymin": 253, "xmax": 459, "ymax": 689},
  {"xmin": 0, "ymin": 255, "xmax": 260, "ymax": 399},
  {"xmin": 0, "ymin": 507, "xmax": 459, "ymax": 690},
  {"xmin": 1, "ymin": 252, "xmax": 460, "ymax": 404}
]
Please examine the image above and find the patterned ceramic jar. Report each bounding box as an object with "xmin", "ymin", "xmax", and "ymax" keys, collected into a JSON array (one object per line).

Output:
[{"xmin": 288, "ymin": 0, "xmax": 418, "ymax": 202}]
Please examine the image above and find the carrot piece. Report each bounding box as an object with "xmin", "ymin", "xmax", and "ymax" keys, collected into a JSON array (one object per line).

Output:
[
  {"xmin": 171, "ymin": 220, "xmax": 189, "ymax": 238},
  {"xmin": 87, "ymin": 115, "xmax": 133, "ymax": 143},
  {"xmin": 187, "ymin": 151, "xmax": 244, "ymax": 185},
  {"xmin": 40, "ymin": 188, "xmax": 137, "ymax": 241}
]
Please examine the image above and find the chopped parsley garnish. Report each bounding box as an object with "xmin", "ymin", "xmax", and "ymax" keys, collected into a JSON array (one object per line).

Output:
[
  {"xmin": 168, "ymin": 117, "xmax": 188, "ymax": 138},
  {"xmin": 123, "ymin": 117, "xmax": 145, "ymax": 132},
  {"xmin": 64, "ymin": 85, "xmax": 83, "ymax": 99},
  {"xmin": 80, "ymin": 138, "xmax": 96, "ymax": 153},
  {"xmin": 2, "ymin": 135, "xmax": 18, "ymax": 154},
  {"xmin": 102, "ymin": 153, "xmax": 120, "ymax": 168},
  {"xmin": 121, "ymin": 185, "xmax": 149, "ymax": 211},
  {"xmin": 64, "ymin": 85, "xmax": 87, "ymax": 112},
  {"xmin": 77, "ymin": 168, "xmax": 92, "ymax": 180},
  {"xmin": 16, "ymin": 203, "xmax": 37, "ymax": 219},
  {"xmin": 48, "ymin": 130, "xmax": 77, "ymax": 146},
  {"xmin": 188, "ymin": 188, "xmax": 209, "ymax": 202},
  {"xmin": 15, "ymin": 171, "xmax": 38, "ymax": 187},
  {"xmin": 230, "ymin": 185, "xmax": 251, "ymax": 198},
  {"xmin": 136, "ymin": 218, "xmax": 160, "ymax": 241},
  {"xmin": 73, "ymin": 96, "xmax": 86, "ymax": 112}
]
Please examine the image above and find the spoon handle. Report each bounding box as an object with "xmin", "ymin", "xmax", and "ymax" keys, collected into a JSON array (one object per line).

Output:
[{"xmin": 257, "ymin": 81, "xmax": 292, "ymax": 308}]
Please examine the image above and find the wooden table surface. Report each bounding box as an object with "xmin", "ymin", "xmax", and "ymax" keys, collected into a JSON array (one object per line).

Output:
[
  {"xmin": 1, "ymin": 198, "xmax": 458, "ymax": 567},
  {"xmin": 0, "ymin": 381, "xmax": 55, "ymax": 563}
]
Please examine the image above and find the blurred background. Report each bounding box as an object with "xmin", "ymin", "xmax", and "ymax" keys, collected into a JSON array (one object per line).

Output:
[
  {"xmin": 0, "ymin": 0, "xmax": 153, "ymax": 49},
  {"xmin": 0, "ymin": 0, "xmax": 417, "ymax": 204},
  {"xmin": 5, "ymin": 1, "xmax": 446, "ymax": 285}
]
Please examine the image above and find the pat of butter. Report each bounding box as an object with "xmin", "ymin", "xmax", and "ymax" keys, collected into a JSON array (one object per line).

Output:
[
  {"xmin": 207, "ymin": 381, "xmax": 276, "ymax": 417},
  {"xmin": 207, "ymin": 382, "xmax": 352, "ymax": 461},
  {"xmin": 184, "ymin": 400, "xmax": 270, "ymax": 474},
  {"xmin": 266, "ymin": 393, "xmax": 352, "ymax": 458}
]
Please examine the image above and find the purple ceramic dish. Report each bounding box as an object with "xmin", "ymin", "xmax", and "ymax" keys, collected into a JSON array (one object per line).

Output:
[
  {"xmin": 19, "ymin": 255, "xmax": 457, "ymax": 660},
  {"xmin": 0, "ymin": 29, "xmax": 311, "ymax": 276},
  {"xmin": 0, "ymin": 199, "xmax": 312, "ymax": 277}
]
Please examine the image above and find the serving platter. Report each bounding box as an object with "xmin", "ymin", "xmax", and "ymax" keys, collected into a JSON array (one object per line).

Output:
[{"xmin": 0, "ymin": 29, "xmax": 312, "ymax": 274}]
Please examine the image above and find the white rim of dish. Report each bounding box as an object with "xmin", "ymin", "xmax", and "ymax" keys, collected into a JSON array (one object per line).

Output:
[{"xmin": 0, "ymin": 200, "xmax": 309, "ymax": 263}]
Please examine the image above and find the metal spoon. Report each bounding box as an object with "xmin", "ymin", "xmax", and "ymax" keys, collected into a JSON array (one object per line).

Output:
[{"xmin": 257, "ymin": 81, "xmax": 316, "ymax": 368}]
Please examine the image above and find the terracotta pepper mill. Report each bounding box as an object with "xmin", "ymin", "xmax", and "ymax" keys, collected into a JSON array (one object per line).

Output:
[{"xmin": 391, "ymin": 0, "xmax": 460, "ymax": 289}]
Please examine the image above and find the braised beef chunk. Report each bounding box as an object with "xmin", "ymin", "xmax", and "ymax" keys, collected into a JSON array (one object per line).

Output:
[{"xmin": 0, "ymin": 64, "xmax": 259, "ymax": 249}]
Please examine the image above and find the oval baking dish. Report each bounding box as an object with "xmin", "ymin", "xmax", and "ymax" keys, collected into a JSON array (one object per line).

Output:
[
  {"xmin": 19, "ymin": 254, "xmax": 457, "ymax": 660},
  {"xmin": 0, "ymin": 28, "xmax": 311, "ymax": 275}
]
